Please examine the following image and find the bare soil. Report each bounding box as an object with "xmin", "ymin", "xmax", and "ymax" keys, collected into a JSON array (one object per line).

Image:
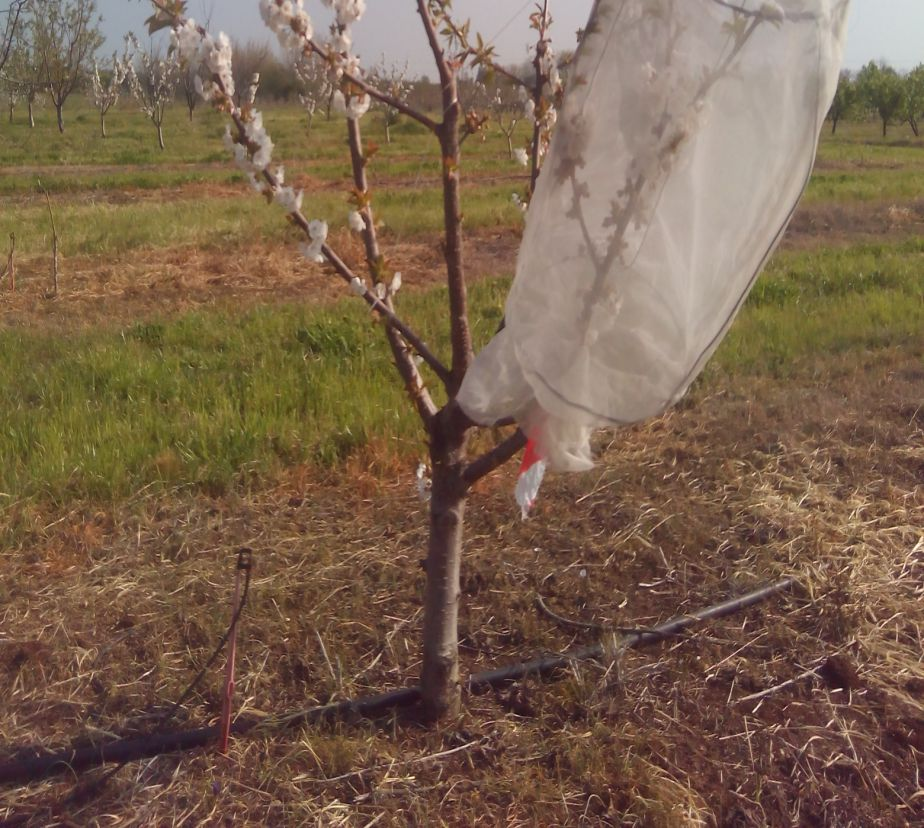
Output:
[
  {"xmin": 3, "ymin": 193, "xmax": 923, "ymax": 332},
  {"xmin": 0, "ymin": 346, "xmax": 921, "ymax": 825}
]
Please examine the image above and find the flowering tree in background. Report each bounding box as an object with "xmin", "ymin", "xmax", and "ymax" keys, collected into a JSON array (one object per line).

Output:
[
  {"xmin": 293, "ymin": 51, "xmax": 329, "ymax": 136},
  {"xmin": 147, "ymin": 0, "xmax": 565, "ymax": 720},
  {"xmin": 369, "ymin": 57, "xmax": 410, "ymax": 144},
  {"xmin": 3, "ymin": 24, "xmax": 43, "ymax": 128},
  {"xmin": 90, "ymin": 38, "xmax": 133, "ymax": 138},
  {"xmin": 126, "ymin": 34, "xmax": 179, "ymax": 150}
]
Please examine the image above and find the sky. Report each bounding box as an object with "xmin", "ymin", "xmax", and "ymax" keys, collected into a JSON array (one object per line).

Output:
[{"xmin": 98, "ymin": 1, "xmax": 924, "ymax": 75}]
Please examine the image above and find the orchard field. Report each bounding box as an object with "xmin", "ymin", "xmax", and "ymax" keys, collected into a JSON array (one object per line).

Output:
[{"xmin": 0, "ymin": 99, "xmax": 922, "ymax": 825}]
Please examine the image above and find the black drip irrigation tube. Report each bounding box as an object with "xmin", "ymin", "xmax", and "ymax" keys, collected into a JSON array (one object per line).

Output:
[{"xmin": 0, "ymin": 577, "xmax": 796, "ymax": 788}]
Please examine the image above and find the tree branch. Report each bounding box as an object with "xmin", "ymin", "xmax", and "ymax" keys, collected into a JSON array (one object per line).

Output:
[
  {"xmin": 462, "ymin": 428, "xmax": 527, "ymax": 486},
  {"xmin": 304, "ymin": 38, "xmax": 440, "ymax": 134},
  {"xmin": 417, "ymin": 0, "xmax": 473, "ymax": 393},
  {"xmin": 345, "ymin": 114, "xmax": 439, "ymax": 423}
]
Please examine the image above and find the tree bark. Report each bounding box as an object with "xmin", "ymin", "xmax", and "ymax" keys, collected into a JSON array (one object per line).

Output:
[
  {"xmin": 100, "ymin": 112, "xmax": 107, "ymax": 138},
  {"xmin": 156, "ymin": 122, "xmax": 165, "ymax": 150},
  {"xmin": 27, "ymin": 100, "xmax": 34, "ymax": 128},
  {"xmin": 420, "ymin": 407, "xmax": 469, "ymax": 720},
  {"xmin": 55, "ymin": 104, "xmax": 64, "ymax": 133}
]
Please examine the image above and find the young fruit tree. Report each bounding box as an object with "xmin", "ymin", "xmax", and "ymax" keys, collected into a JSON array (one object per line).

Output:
[
  {"xmin": 3, "ymin": 25, "xmax": 44, "ymax": 128},
  {"xmin": 126, "ymin": 34, "xmax": 180, "ymax": 150},
  {"xmin": 149, "ymin": 0, "xmax": 849, "ymax": 721},
  {"xmin": 90, "ymin": 38, "xmax": 133, "ymax": 138},
  {"xmin": 30, "ymin": 0, "xmax": 103, "ymax": 132}
]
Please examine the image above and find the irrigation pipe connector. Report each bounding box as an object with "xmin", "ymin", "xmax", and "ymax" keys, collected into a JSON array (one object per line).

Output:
[{"xmin": 0, "ymin": 577, "xmax": 796, "ymax": 787}]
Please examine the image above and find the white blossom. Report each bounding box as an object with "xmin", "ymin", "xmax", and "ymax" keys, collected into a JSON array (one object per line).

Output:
[
  {"xmin": 322, "ymin": 0, "xmax": 367, "ymax": 27},
  {"xmin": 348, "ymin": 210, "xmax": 366, "ymax": 232},
  {"xmin": 274, "ymin": 186, "xmax": 303, "ymax": 214},
  {"xmin": 513, "ymin": 148, "xmax": 529, "ymax": 167},
  {"xmin": 260, "ymin": 0, "xmax": 314, "ymax": 53},
  {"xmin": 389, "ymin": 272, "xmax": 402, "ymax": 295},
  {"xmin": 416, "ymin": 463, "xmax": 431, "ymax": 502},
  {"xmin": 349, "ymin": 276, "xmax": 366, "ymax": 295}
]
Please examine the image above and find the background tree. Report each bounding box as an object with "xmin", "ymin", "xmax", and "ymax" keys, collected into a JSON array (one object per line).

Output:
[
  {"xmin": 0, "ymin": 0, "xmax": 28, "ymax": 75},
  {"xmin": 230, "ymin": 38, "xmax": 268, "ymax": 106},
  {"xmin": 126, "ymin": 35, "xmax": 178, "ymax": 150},
  {"xmin": 827, "ymin": 70, "xmax": 856, "ymax": 134},
  {"xmin": 30, "ymin": 0, "xmax": 103, "ymax": 132},
  {"xmin": 293, "ymin": 51, "xmax": 327, "ymax": 135},
  {"xmin": 489, "ymin": 82, "xmax": 522, "ymax": 159},
  {"xmin": 180, "ymin": 58, "xmax": 203, "ymax": 120},
  {"xmin": 89, "ymin": 37, "xmax": 132, "ymax": 137},
  {"xmin": 3, "ymin": 79, "xmax": 19, "ymax": 123},
  {"xmin": 902, "ymin": 64, "xmax": 924, "ymax": 137},
  {"xmin": 4, "ymin": 22, "xmax": 43, "ymax": 127},
  {"xmin": 369, "ymin": 57, "xmax": 409, "ymax": 144},
  {"xmin": 856, "ymin": 61, "xmax": 905, "ymax": 137}
]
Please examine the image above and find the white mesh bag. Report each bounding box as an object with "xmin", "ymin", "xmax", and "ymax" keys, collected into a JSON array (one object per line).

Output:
[{"xmin": 457, "ymin": 0, "xmax": 851, "ymax": 471}]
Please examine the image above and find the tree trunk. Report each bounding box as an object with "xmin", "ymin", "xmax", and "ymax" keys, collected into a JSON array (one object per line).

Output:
[
  {"xmin": 420, "ymin": 411, "xmax": 469, "ymax": 720},
  {"xmin": 27, "ymin": 101, "xmax": 34, "ymax": 128},
  {"xmin": 156, "ymin": 123, "xmax": 165, "ymax": 150},
  {"xmin": 506, "ymin": 133, "xmax": 514, "ymax": 159},
  {"xmin": 100, "ymin": 112, "xmax": 107, "ymax": 139},
  {"xmin": 7, "ymin": 101, "xmax": 12, "ymax": 123},
  {"xmin": 910, "ymin": 116, "xmax": 920, "ymax": 138},
  {"xmin": 882, "ymin": 118, "xmax": 888, "ymax": 138},
  {"xmin": 830, "ymin": 116, "xmax": 838, "ymax": 135},
  {"xmin": 56, "ymin": 104, "xmax": 64, "ymax": 133},
  {"xmin": 385, "ymin": 121, "xmax": 391, "ymax": 144}
]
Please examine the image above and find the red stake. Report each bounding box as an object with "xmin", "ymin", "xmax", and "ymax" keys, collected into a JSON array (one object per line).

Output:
[{"xmin": 218, "ymin": 549, "xmax": 251, "ymax": 754}]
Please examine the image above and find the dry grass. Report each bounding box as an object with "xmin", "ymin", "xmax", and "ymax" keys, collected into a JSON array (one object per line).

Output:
[{"xmin": 1, "ymin": 348, "xmax": 920, "ymax": 826}]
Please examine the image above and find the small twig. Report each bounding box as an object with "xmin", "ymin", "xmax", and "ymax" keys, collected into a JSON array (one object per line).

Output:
[
  {"xmin": 317, "ymin": 738, "xmax": 487, "ymax": 785},
  {"xmin": 37, "ymin": 180, "xmax": 58, "ymax": 298},
  {"xmin": 736, "ymin": 658, "xmax": 829, "ymax": 704},
  {"xmin": 3, "ymin": 232, "xmax": 14, "ymax": 291},
  {"xmin": 535, "ymin": 592, "xmax": 665, "ymax": 637},
  {"xmin": 462, "ymin": 428, "xmax": 527, "ymax": 485}
]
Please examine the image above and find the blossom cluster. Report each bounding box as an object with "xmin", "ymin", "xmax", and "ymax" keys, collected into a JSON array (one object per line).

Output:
[
  {"xmin": 259, "ymin": 0, "xmax": 314, "ymax": 53},
  {"xmin": 90, "ymin": 43, "xmax": 132, "ymax": 113},
  {"xmin": 172, "ymin": 20, "xmax": 235, "ymax": 102}
]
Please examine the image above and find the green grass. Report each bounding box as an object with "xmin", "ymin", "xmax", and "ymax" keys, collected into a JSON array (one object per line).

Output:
[
  {"xmin": 714, "ymin": 243, "xmax": 924, "ymax": 376},
  {"xmin": 1, "ymin": 103, "xmax": 922, "ymax": 508},
  {"xmin": 0, "ymin": 98, "xmax": 521, "ymax": 169},
  {"xmin": 0, "ymin": 279, "xmax": 507, "ymax": 505},
  {"xmin": 0, "ymin": 239, "xmax": 919, "ymax": 507},
  {"xmin": 5, "ymin": 183, "xmax": 524, "ymax": 257},
  {"xmin": 805, "ymin": 167, "xmax": 924, "ymax": 202}
]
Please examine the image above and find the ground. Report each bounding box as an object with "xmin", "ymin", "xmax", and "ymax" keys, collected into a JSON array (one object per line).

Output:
[{"xmin": 0, "ymin": 103, "xmax": 921, "ymax": 826}]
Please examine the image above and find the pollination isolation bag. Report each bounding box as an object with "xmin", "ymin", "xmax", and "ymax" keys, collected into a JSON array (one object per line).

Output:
[{"xmin": 457, "ymin": 0, "xmax": 851, "ymax": 471}]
